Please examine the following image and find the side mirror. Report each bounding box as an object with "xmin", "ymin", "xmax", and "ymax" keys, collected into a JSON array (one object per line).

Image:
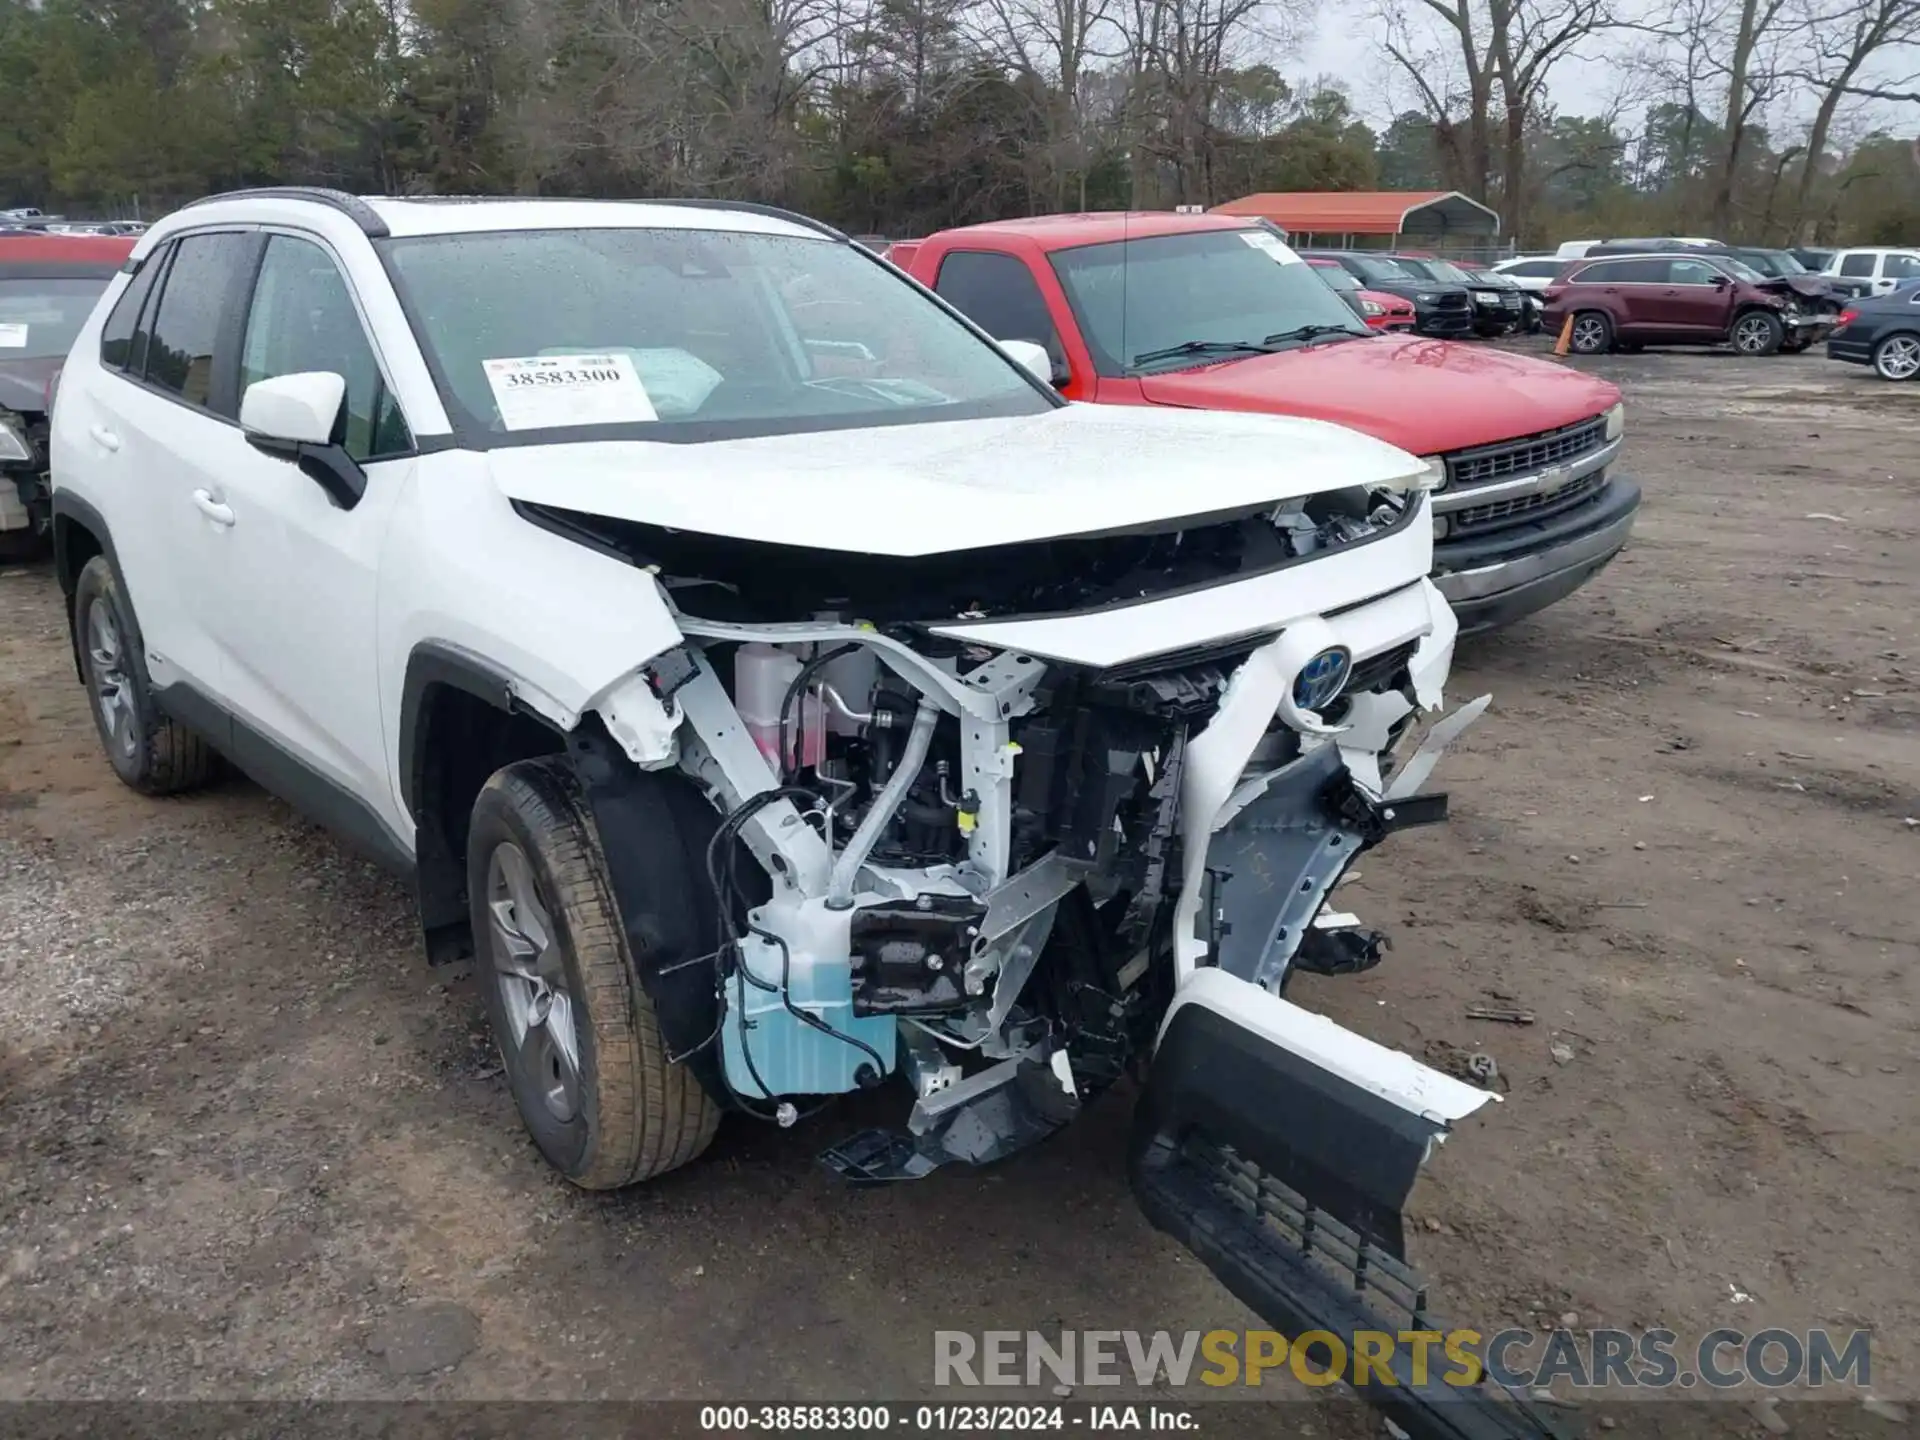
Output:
[
  {"xmin": 242, "ymin": 371, "xmax": 345, "ymax": 446},
  {"xmin": 999, "ymin": 338, "xmax": 1054, "ymax": 386},
  {"xmin": 241, "ymin": 372, "xmax": 365, "ymax": 509},
  {"xmin": 1712, "ymin": 274, "xmax": 1730, "ymax": 287}
]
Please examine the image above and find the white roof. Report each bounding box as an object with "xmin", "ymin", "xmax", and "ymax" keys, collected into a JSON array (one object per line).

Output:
[{"xmin": 363, "ymin": 196, "xmax": 823, "ymax": 240}]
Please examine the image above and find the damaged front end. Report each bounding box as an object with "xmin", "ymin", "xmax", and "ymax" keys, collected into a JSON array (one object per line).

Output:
[{"xmin": 546, "ymin": 477, "xmax": 1554, "ymax": 1437}]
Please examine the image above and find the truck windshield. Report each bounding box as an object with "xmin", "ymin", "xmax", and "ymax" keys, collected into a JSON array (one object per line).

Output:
[
  {"xmin": 0, "ymin": 277, "xmax": 112, "ymax": 360},
  {"xmin": 1345, "ymin": 255, "xmax": 1415, "ymax": 283},
  {"xmin": 378, "ymin": 226, "xmax": 1054, "ymax": 445},
  {"xmin": 1048, "ymin": 229, "xmax": 1369, "ymax": 375}
]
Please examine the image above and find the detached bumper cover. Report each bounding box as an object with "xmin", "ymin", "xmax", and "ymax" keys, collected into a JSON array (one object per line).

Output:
[
  {"xmin": 1433, "ymin": 477, "xmax": 1640, "ymax": 633},
  {"xmin": 1131, "ymin": 974, "xmax": 1565, "ymax": 1440}
]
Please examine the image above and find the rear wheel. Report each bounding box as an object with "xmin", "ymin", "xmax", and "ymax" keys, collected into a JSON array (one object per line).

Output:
[
  {"xmin": 1732, "ymin": 310, "xmax": 1785, "ymax": 356},
  {"xmin": 73, "ymin": 556, "xmax": 218, "ymax": 795},
  {"xmin": 1569, "ymin": 311, "xmax": 1612, "ymax": 354},
  {"xmin": 468, "ymin": 757, "xmax": 720, "ymax": 1189},
  {"xmin": 1871, "ymin": 331, "xmax": 1920, "ymax": 381}
]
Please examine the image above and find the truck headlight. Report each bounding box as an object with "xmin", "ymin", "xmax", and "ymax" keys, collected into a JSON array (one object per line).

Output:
[
  {"xmin": 1603, "ymin": 402, "xmax": 1625, "ymax": 442},
  {"xmin": 0, "ymin": 413, "xmax": 31, "ymax": 465},
  {"xmin": 1413, "ymin": 455, "xmax": 1446, "ymax": 491}
]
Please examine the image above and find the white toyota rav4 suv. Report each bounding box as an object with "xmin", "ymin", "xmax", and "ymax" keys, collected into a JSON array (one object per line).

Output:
[{"xmin": 50, "ymin": 188, "xmax": 1543, "ymax": 1434}]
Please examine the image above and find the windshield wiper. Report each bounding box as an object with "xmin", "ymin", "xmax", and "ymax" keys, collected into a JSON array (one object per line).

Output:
[
  {"xmin": 1129, "ymin": 339, "xmax": 1276, "ymax": 369},
  {"xmin": 1262, "ymin": 324, "xmax": 1363, "ymax": 346}
]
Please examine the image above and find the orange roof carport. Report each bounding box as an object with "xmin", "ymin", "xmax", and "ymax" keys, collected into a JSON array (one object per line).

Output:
[{"xmin": 1210, "ymin": 191, "xmax": 1501, "ymax": 242}]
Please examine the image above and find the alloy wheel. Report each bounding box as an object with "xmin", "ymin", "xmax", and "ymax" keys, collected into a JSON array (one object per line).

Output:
[
  {"xmin": 1734, "ymin": 317, "xmax": 1775, "ymax": 353},
  {"xmin": 485, "ymin": 841, "xmax": 583, "ymax": 1123},
  {"xmin": 1874, "ymin": 334, "xmax": 1920, "ymax": 380},
  {"xmin": 1570, "ymin": 316, "xmax": 1608, "ymax": 353},
  {"xmin": 84, "ymin": 600, "xmax": 138, "ymax": 760}
]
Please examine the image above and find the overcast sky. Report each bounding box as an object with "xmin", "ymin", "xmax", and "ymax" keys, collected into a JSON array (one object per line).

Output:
[{"xmin": 1295, "ymin": 22, "xmax": 1919, "ymax": 141}]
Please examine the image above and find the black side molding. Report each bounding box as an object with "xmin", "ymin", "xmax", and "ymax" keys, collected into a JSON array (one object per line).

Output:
[{"xmin": 150, "ymin": 680, "xmax": 415, "ymax": 876}]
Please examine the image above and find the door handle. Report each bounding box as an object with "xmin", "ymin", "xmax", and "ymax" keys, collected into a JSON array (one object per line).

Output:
[
  {"xmin": 88, "ymin": 424, "xmax": 120, "ymax": 452},
  {"xmin": 191, "ymin": 489, "xmax": 235, "ymax": 527}
]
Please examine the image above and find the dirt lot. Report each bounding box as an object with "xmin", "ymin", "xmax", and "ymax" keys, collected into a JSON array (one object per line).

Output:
[{"xmin": 1, "ymin": 341, "xmax": 1915, "ymax": 1423}]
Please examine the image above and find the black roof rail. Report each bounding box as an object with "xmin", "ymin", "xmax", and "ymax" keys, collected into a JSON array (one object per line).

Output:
[{"xmin": 175, "ymin": 187, "xmax": 389, "ymax": 238}]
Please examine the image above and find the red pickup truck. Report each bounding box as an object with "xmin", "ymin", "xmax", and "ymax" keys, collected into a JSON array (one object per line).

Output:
[{"xmin": 888, "ymin": 214, "xmax": 1640, "ymax": 633}]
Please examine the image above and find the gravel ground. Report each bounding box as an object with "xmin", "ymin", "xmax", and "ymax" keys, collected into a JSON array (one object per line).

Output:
[{"xmin": 0, "ymin": 341, "xmax": 1915, "ymax": 1427}]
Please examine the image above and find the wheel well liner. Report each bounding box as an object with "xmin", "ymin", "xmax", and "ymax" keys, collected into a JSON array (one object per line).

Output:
[
  {"xmin": 400, "ymin": 643, "xmax": 566, "ymax": 964},
  {"xmin": 50, "ymin": 492, "xmax": 121, "ymax": 683}
]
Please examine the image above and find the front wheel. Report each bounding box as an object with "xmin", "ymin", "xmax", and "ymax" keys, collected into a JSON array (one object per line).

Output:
[
  {"xmin": 467, "ymin": 757, "xmax": 719, "ymax": 1188},
  {"xmin": 1732, "ymin": 310, "xmax": 1785, "ymax": 356},
  {"xmin": 1872, "ymin": 331, "xmax": 1920, "ymax": 381},
  {"xmin": 1569, "ymin": 311, "xmax": 1612, "ymax": 354}
]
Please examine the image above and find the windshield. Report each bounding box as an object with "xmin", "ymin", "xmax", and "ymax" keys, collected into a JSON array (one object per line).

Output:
[
  {"xmin": 1742, "ymin": 250, "xmax": 1805, "ymax": 276},
  {"xmin": 1345, "ymin": 254, "xmax": 1416, "ymax": 283},
  {"xmin": 0, "ymin": 277, "xmax": 111, "ymax": 360},
  {"xmin": 1410, "ymin": 259, "xmax": 1474, "ymax": 284},
  {"xmin": 378, "ymin": 227, "xmax": 1052, "ymax": 444},
  {"xmin": 1720, "ymin": 257, "xmax": 1767, "ymax": 283},
  {"xmin": 1049, "ymin": 230, "xmax": 1368, "ymax": 375},
  {"xmin": 1312, "ymin": 264, "xmax": 1361, "ymax": 293}
]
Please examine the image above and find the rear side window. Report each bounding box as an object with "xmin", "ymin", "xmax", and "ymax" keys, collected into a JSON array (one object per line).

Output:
[
  {"xmin": 935, "ymin": 251, "xmax": 1061, "ymax": 353},
  {"xmin": 1507, "ymin": 260, "xmax": 1560, "ymax": 278},
  {"xmin": 99, "ymin": 247, "xmax": 167, "ymax": 371},
  {"xmin": 1840, "ymin": 253, "xmax": 1875, "ymax": 277},
  {"xmin": 1574, "ymin": 258, "xmax": 1665, "ymax": 284},
  {"xmin": 1883, "ymin": 253, "xmax": 1920, "ymax": 279},
  {"xmin": 141, "ymin": 232, "xmax": 256, "ymax": 414}
]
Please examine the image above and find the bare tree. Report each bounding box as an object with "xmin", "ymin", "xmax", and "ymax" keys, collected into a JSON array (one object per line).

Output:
[
  {"xmin": 1783, "ymin": 0, "xmax": 1920, "ymax": 231},
  {"xmin": 972, "ymin": 0, "xmax": 1125, "ymax": 206},
  {"xmin": 1376, "ymin": 0, "xmax": 1621, "ymax": 237}
]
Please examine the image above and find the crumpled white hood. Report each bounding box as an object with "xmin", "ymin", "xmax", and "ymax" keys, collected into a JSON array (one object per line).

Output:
[{"xmin": 485, "ymin": 402, "xmax": 1426, "ymax": 556}]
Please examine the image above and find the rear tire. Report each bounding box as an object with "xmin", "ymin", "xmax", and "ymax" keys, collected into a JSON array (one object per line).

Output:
[
  {"xmin": 467, "ymin": 757, "xmax": 720, "ymax": 1189},
  {"xmin": 73, "ymin": 556, "xmax": 219, "ymax": 795},
  {"xmin": 1732, "ymin": 310, "xmax": 1785, "ymax": 356},
  {"xmin": 1569, "ymin": 311, "xmax": 1612, "ymax": 354},
  {"xmin": 1871, "ymin": 331, "xmax": 1920, "ymax": 381}
]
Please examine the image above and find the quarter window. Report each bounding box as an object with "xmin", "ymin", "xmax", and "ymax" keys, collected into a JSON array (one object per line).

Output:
[
  {"xmin": 141, "ymin": 232, "xmax": 254, "ymax": 413},
  {"xmin": 240, "ymin": 235, "xmax": 411, "ymax": 462},
  {"xmin": 99, "ymin": 250, "xmax": 165, "ymax": 371}
]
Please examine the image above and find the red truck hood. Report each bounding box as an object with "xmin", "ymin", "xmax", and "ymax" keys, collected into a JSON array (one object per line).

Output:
[{"xmin": 1135, "ymin": 334, "xmax": 1618, "ymax": 454}]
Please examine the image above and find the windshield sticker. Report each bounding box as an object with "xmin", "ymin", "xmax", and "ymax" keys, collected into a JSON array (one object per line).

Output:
[
  {"xmin": 483, "ymin": 353, "xmax": 658, "ymax": 430},
  {"xmin": 1237, "ymin": 231, "xmax": 1300, "ymax": 264},
  {"xmin": 0, "ymin": 324, "xmax": 27, "ymax": 349}
]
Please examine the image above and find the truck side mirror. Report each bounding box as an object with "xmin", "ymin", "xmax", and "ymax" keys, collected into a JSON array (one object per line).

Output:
[{"xmin": 999, "ymin": 338, "xmax": 1053, "ymax": 386}]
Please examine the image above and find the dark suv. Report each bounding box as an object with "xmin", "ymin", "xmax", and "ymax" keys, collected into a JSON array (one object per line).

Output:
[
  {"xmin": 1300, "ymin": 251, "xmax": 1474, "ymax": 336},
  {"xmin": 1541, "ymin": 252, "xmax": 1837, "ymax": 356}
]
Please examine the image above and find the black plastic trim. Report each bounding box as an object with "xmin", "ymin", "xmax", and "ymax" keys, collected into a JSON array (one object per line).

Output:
[
  {"xmin": 151, "ymin": 679, "xmax": 415, "ymax": 875},
  {"xmin": 175, "ymin": 187, "xmax": 391, "ymax": 238},
  {"xmin": 49, "ymin": 491, "xmax": 133, "ymax": 681},
  {"xmin": 397, "ymin": 642, "xmax": 519, "ymax": 821}
]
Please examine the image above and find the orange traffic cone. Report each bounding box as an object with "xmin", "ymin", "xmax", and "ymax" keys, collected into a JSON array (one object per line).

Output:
[{"xmin": 1552, "ymin": 313, "xmax": 1574, "ymax": 357}]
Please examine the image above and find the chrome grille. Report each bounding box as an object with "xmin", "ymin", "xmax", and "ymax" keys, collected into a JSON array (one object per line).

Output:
[
  {"xmin": 1445, "ymin": 417, "xmax": 1607, "ymax": 490},
  {"xmin": 1452, "ymin": 471, "xmax": 1603, "ymax": 531}
]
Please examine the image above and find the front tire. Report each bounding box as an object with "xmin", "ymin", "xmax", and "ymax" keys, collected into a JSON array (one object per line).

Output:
[
  {"xmin": 1732, "ymin": 310, "xmax": 1785, "ymax": 356},
  {"xmin": 1871, "ymin": 331, "xmax": 1920, "ymax": 381},
  {"xmin": 467, "ymin": 757, "xmax": 719, "ymax": 1188},
  {"xmin": 1569, "ymin": 311, "xmax": 1612, "ymax": 354},
  {"xmin": 73, "ymin": 556, "xmax": 218, "ymax": 795}
]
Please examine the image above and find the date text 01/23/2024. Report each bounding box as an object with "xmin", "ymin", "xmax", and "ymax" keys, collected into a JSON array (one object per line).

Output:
[{"xmin": 698, "ymin": 1405, "xmax": 1197, "ymax": 1432}]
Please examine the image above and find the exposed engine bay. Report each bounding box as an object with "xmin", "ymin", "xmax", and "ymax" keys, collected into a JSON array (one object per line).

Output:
[{"xmin": 534, "ymin": 479, "xmax": 1487, "ymax": 1183}]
